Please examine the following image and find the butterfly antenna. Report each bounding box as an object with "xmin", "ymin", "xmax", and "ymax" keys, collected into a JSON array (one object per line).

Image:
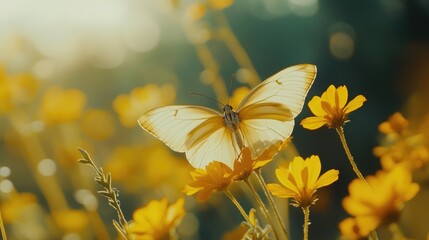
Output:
[
  {"xmin": 188, "ymin": 91, "xmax": 225, "ymax": 108},
  {"xmin": 227, "ymin": 73, "xmax": 235, "ymax": 105}
]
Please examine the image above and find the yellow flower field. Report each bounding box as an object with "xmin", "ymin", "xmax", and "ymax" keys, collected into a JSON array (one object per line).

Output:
[{"xmin": 1, "ymin": 1, "xmax": 429, "ymax": 239}]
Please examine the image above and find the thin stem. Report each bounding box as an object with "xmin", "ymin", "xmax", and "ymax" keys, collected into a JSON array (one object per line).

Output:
[
  {"xmin": 195, "ymin": 43, "xmax": 228, "ymax": 103},
  {"xmin": 254, "ymin": 170, "xmax": 289, "ymax": 240},
  {"xmin": 0, "ymin": 209, "xmax": 7, "ymax": 240},
  {"xmin": 224, "ymin": 189, "xmax": 251, "ymax": 223},
  {"xmin": 302, "ymin": 206, "xmax": 310, "ymax": 240},
  {"xmin": 214, "ymin": 11, "xmax": 261, "ymax": 87},
  {"xmin": 244, "ymin": 179, "xmax": 279, "ymax": 240},
  {"xmin": 335, "ymin": 127, "xmax": 367, "ymax": 183},
  {"xmin": 336, "ymin": 127, "xmax": 378, "ymax": 240},
  {"xmin": 9, "ymin": 108, "xmax": 69, "ymax": 211}
]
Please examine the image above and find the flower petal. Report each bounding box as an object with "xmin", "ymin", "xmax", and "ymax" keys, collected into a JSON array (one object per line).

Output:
[
  {"xmin": 275, "ymin": 167, "xmax": 299, "ymax": 194},
  {"xmin": 307, "ymin": 96, "xmax": 325, "ymax": 116},
  {"xmin": 344, "ymin": 95, "xmax": 366, "ymax": 114},
  {"xmin": 267, "ymin": 184, "xmax": 296, "ymax": 198},
  {"xmin": 301, "ymin": 116, "xmax": 327, "ymax": 130},
  {"xmin": 306, "ymin": 155, "xmax": 321, "ymax": 188},
  {"xmin": 337, "ymin": 85, "xmax": 348, "ymax": 109},
  {"xmin": 314, "ymin": 169, "xmax": 339, "ymax": 189},
  {"xmin": 322, "ymin": 85, "xmax": 337, "ymax": 105}
]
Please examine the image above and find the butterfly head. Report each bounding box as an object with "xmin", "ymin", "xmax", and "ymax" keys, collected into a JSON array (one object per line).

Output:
[{"xmin": 222, "ymin": 104, "xmax": 234, "ymax": 113}]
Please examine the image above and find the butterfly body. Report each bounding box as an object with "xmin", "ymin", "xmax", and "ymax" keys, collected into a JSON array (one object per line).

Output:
[
  {"xmin": 222, "ymin": 104, "xmax": 244, "ymax": 149},
  {"xmin": 139, "ymin": 64, "xmax": 317, "ymax": 169}
]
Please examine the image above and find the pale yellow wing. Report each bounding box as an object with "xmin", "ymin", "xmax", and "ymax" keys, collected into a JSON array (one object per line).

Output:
[
  {"xmin": 186, "ymin": 119, "xmax": 240, "ymax": 168},
  {"xmin": 237, "ymin": 64, "xmax": 317, "ymax": 158},
  {"xmin": 237, "ymin": 64, "xmax": 317, "ymax": 117},
  {"xmin": 138, "ymin": 105, "xmax": 222, "ymax": 152}
]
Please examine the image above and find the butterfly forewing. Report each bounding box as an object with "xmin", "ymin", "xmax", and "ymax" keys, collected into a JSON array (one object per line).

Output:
[
  {"xmin": 237, "ymin": 64, "xmax": 316, "ymax": 116},
  {"xmin": 236, "ymin": 64, "xmax": 316, "ymax": 159},
  {"xmin": 138, "ymin": 105, "xmax": 222, "ymax": 152}
]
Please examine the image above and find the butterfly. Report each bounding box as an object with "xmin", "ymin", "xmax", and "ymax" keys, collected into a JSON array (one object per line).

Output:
[{"xmin": 138, "ymin": 64, "xmax": 317, "ymax": 169}]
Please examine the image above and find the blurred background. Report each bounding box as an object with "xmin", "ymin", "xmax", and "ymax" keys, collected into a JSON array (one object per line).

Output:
[{"xmin": 1, "ymin": 0, "xmax": 429, "ymax": 239}]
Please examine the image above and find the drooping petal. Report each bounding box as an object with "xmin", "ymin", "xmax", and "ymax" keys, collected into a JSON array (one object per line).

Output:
[
  {"xmin": 307, "ymin": 96, "xmax": 326, "ymax": 116},
  {"xmin": 337, "ymin": 85, "xmax": 349, "ymax": 108},
  {"xmin": 267, "ymin": 184, "xmax": 296, "ymax": 198},
  {"xmin": 314, "ymin": 169, "xmax": 339, "ymax": 189},
  {"xmin": 301, "ymin": 116, "xmax": 327, "ymax": 130},
  {"xmin": 344, "ymin": 95, "xmax": 366, "ymax": 114}
]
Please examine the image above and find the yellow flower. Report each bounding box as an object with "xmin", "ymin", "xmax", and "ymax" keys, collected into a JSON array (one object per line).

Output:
[
  {"xmin": 339, "ymin": 217, "xmax": 368, "ymax": 240},
  {"xmin": 208, "ymin": 0, "xmax": 234, "ymax": 9},
  {"xmin": 301, "ymin": 85, "xmax": 366, "ymax": 130},
  {"xmin": 1, "ymin": 192, "xmax": 38, "ymax": 223},
  {"xmin": 39, "ymin": 87, "xmax": 86, "ymax": 125},
  {"xmin": 0, "ymin": 66, "xmax": 39, "ymax": 114},
  {"xmin": 186, "ymin": 3, "xmax": 207, "ymax": 21},
  {"xmin": 113, "ymin": 84, "xmax": 176, "ymax": 128},
  {"xmin": 80, "ymin": 109, "xmax": 116, "ymax": 140},
  {"xmin": 184, "ymin": 161, "xmax": 233, "ymax": 201},
  {"xmin": 232, "ymin": 142, "xmax": 281, "ymax": 181},
  {"xmin": 267, "ymin": 155, "xmax": 339, "ymax": 207},
  {"xmin": 53, "ymin": 209, "xmax": 89, "ymax": 233},
  {"xmin": 229, "ymin": 86, "xmax": 250, "ymax": 110},
  {"xmin": 378, "ymin": 112, "xmax": 409, "ymax": 136},
  {"xmin": 104, "ymin": 144, "xmax": 191, "ymax": 192},
  {"xmin": 129, "ymin": 198, "xmax": 185, "ymax": 240},
  {"xmin": 373, "ymin": 112, "xmax": 429, "ymax": 171},
  {"xmin": 341, "ymin": 166, "xmax": 419, "ymax": 238}
]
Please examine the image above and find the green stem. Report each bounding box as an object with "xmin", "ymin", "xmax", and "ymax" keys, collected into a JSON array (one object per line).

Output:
[
  {"xmin": 302, "ymin": 206, "xmax": 310, "ymax": 240},
  {"xmin": 224, "ymin": 189, "xmax": 251, "ymax": 223},
  {"xmin": 335, "ymin": 127, "xmax": 367, "ymax": 183},
  {"xmin": 244, "ymin": 179, "xmax": 279, "ymax": 240},
  {"xmin": 254, "ymin": 171, "xmax": 289, "ymax": 240}
]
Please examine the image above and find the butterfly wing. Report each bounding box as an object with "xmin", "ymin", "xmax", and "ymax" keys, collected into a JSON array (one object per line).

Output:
[
  {"xmin": 186, "ymin": 119, "xmax": 240, "ymax": 168},
  {"xmin": 237, "ymin": 64, "xmax": 317, "ymax": 157},
  {"xmin": 139, "ymin": 105, "xmax": 239, "ymax": 168}
]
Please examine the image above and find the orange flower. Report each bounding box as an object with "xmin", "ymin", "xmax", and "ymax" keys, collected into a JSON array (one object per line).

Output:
[
  {"xmin": 301, "ymin": 85, "xmax": 366, "ymax": 130},
  {"xmin": 340, "ymin": 166, "xmax": 419, "ymax": 238},
  {"xmin": 267, "ymin": 155, "xmax": 339, "ymax": 207},
  {"xmin": 129, "ymin": 198, "xmax": 185, "ymax": 240},
  {"xmin": 80, "ymin": 109, "xmax": 116, "ymax": 140},
  {"xmin": 378, "ymin": 112, "xmax": 409, "ymax": 136},
  {"xmin": 373, "ymin": 112, "xmax": 429, "ymax": 171},
  {"xmin": 39, "ymin": 87, "xmax": 86, "ymax": 124},
  {"xmin": 113, "ymin": 84, "xmax": 176, "ymax": 128},
  {"xmin": 232, "ymin": 143, "xmax": 280, "ymax": 181},
  {"xmin": 184, "ymin": 161, "xmax": 233, "ymax": 201}
]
